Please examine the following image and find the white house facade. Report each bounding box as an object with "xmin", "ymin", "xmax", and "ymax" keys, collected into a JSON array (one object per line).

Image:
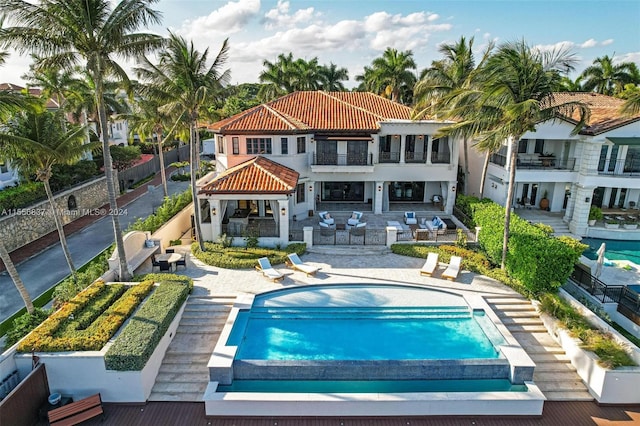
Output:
[
  {"xmin": 196, "ymin": 91, "xmax": 461, "ymax": 246},
  {"xmin": 465, "ymin": 92, "xmax": 640, "ymax": 238}
]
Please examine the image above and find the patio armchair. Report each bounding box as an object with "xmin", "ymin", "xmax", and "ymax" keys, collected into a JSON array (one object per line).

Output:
[
  {"xmin": 255, "ymin": 257, "xmax": 284, "ymax": 282},
  {"xmin": 286, "ymin": 253, "xmax": 320, "ymax": 277},
  {"xmin": 158, "ymin": 260, "xmax": 172, "ymax": 272},
  {"xmin": 318, "ymin": 211, "xmax": 335, "ymax": 225},
  {"xmin": 351, "ymin": 222, "xmax": 366, "ymax": 236},
  {"xmin": 151, "ymin": 254, "xmax": 161, "ymax": 271},
  {"xmin": 347, "ymin": 211, "xmax": 364, "ymax": 226},
  {"xmin": 442, "ymin": 256, "xmax": 462, "ymax": 281},
  {"xmin": 420, "ymin": 252, "xmax": 439, "ymax": 276},
  {"xmin": 404, "ymin": 211, "xmax": 417, "ymax": 225}
]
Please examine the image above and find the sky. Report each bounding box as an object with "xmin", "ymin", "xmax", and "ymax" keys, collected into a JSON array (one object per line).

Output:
[{"xmin": 1, "ymin": 0, "xmax": 639, "ymax": 89}]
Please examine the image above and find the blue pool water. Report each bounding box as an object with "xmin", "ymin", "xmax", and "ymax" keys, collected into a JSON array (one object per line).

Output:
[
  {"xmin": 228, "ymin": 306, "xmax": 504, "ymax": 361},
  {"xmin": 217, "ymin": 379, "xmax": 528, "ymax": 393},
  {"xmin": 582, "ymin": 238, "xmax": 640, "ymax": 265}
]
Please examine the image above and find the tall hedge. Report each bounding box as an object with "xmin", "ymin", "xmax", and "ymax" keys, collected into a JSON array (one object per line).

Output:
[{"xmin": 472, "ymin": 202, "xmax": 586, "ymax": 294}]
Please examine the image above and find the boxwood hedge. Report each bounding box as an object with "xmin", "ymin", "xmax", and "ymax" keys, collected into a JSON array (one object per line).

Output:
[
  {"xmin": 104, "ymin": 281, "xmax": 189, "ymax": 371},
  {"xmin": 191, "ymin": 242, "xmax": 306, "ymax": 269}
]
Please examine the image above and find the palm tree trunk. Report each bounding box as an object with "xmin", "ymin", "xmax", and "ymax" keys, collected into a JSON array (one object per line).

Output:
[
  {"xmin": 462, "ymin": 137, "xmax": 470, "ymax": 194},
  {"xmin": 501, "ymin": 137, "xmax": 518, "ymax": 269},
  {"xmin": 479, "ymin": 152, "xmax": 490, "ymax": 198},
  {"xmin": 94, "ymin": 70, "xmax": 131, "ymax": 280},
  {"xmin": 157, "ymin": 133, "xmax": 168, "ymax": 197},
  {"xmin": 190, "ymin": 118, "xmax": 205, "ymax": 251},
  {"xmin": 43, "ymin": 179, "xmax": 76, "ymax": 281},
  {"xmin": 0, "ymin": 241, "xmax": 34, "ymax": 314}
]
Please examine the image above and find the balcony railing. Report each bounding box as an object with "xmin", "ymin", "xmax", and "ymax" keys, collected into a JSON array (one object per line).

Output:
[
  {"xmin": 313, "ymin": 153, "xmax": 373, "ymax": 166},
  {"xmin": 379, "ymin": 151, "xmax": 400, "ymax": 163},
  {"xmin": 598, "ymin": 158, "xmax": 640, "ymax": 176},
  {"xmin": 431, "ymin": 153, "xmax": 450, "ymax": 164},
  {"xmin": 490, "ymin": 153, "xmax": 576, "ymax": 170},
  {"xmin": 405, "ymin": 151, "xmax": 428, "ymax": 163}
]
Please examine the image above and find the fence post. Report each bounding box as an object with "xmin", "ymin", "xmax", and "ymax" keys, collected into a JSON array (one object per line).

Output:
[
  {"xmin": 386, "ymin": 226, "xmax": 398, "ymax": 248},
  {"xmin": 303, "ymin": 226, "xmax": 313, "ymax": 248}
]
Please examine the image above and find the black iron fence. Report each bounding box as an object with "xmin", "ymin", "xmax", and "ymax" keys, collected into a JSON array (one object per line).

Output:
[
  {"xmin": 569, "ymin": 263, "xmax": 640, "ymax": 325},
  {"xmin": 312, "ymin": 153, "xmax": 373, "ymax": 166}
]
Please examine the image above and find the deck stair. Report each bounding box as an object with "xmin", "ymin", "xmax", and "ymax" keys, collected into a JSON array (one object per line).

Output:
[
  {"xmin": 148, "ymin": 295, "xmax": 235, "ymax": 402},
  {"xmin": 485, "ymin": 295, "xmax": 593, "ymax": 401}
]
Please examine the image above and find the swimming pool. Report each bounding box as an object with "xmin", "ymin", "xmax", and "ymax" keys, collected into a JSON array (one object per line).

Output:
[
  {"xmin": 582, "ymin": 238, "xmax": 640, "ymax": 265},
  {"xmin": 228, "ymin": 306, "xmax": 504, "ymax": 361},
  {"xmin": 205, "ymin": 284, "xmax": 543, "ymax": 416}
]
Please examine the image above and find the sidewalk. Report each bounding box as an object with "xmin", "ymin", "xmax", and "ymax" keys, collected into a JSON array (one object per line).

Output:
[{"xmin": 0, "ymin": 167, "xmax": 175, "ymax": 273}]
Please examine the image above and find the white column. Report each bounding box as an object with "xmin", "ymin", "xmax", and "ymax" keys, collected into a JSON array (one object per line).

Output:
[
  {"xmin": 444, "ymin": 181, "xmax": 457, "ymax": 214},
  {"xmin": 278, "ymin": 199, "xmax": 289, "ymax": 246},
  {"xmin": 386, "ymin": 226, "xmax": 397, "ymax": 248},
  {"xmin": 303, "ymin": 226, "xmax": 314, "ymax": 248},
  {"xmin": 210, "ymin": 199, "xmax": 221, "ymax": 241},
  {"xmin": 374, "ymin": 181, "xmax": 384, "ymax": 214},
  {"xmin": 569, "ymin": 186, "xmax": 595, "ymax": 237},
  {"xmin": 399, "ymin": 135, "xmax": 406, "ymax": 164}
]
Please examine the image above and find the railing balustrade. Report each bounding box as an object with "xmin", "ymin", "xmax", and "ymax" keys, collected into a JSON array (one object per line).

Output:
[
  {"xmin": 379, "ymin": 151, "xmax": 400, "ymax": 163},
  {"xmin": 313, "ymin": 153, "xmax": 373, "ymax": 166},
  {"xmin": 405, "ymin": 151, "xmax": 428, "ymax": 163}
]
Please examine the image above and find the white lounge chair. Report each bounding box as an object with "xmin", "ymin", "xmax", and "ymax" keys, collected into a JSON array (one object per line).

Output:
[
  {"xmin": 318, "ymin": 211, "xmax": 335, "ymax": 225},
  {"xmin": 256, "ymin": 257, "xmax": 284, "ymax": 282},
  {"xmin": 404, "ymin": 211, "xmax": 417, "ymax": 225},
  {"xmin": 286, "ymin": 253, "xmax": 320, "ymax": 277},
  {"xmin": 420, "ymin": 252, "xmax": 439, "ymax": 276},
  {"xmin": 442, "ymin": 256, "xmax": 462, "ymax": 281}
]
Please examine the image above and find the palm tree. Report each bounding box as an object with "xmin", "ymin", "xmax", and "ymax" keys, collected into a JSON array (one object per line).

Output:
[
  {"xmin": 413, "ymin": 36, "xmax": 492, "ymax": 194},
  {"xmin": 319, "ymin": 63, "xmax": 349, "ymax": 91},
  {"xmin": 0, "ymin": 0, "xmax": 164, "ymax": 280},
  {"xmin": 359, "ymin": 48, "xmax": 417, "ymax": 103},
  {"xmin": 0, "ymin": 106, "xmax": 96, "ymax": 282},
  {"xmin": 620, "ymin": 91, "xmax": 640, "ymax": 116},
  {"xmin": 135, "ymin": 32, "xmax": 230, "ymax": 251},
  {"xmin": 0, "ymin": 47, "xmax": 35, "ymax": 313},
  {"xmin": 438, "ymin": 40, "xmax": 589, "ymax": 269},
  {"xmin": 581, "ymin": 55, "xmax": 639, "ymax": 95}
]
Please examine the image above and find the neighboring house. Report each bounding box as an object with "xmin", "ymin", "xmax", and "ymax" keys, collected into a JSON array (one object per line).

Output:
[
  {"xmin": 196, "ymin": 90, "xmax": 460, "ymax": 245},
  {"xmin": 465, "ymin": 92, "xmax": 640, "ymax": 238}
]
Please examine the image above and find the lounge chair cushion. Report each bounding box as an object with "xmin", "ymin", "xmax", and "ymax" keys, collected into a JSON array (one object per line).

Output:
[
  {"xmin": 442, "ymin": 256, "xmax": 462, "ymax": 281},
  {"xmin": 404, "ymin": 212, "xmax": 417, "ymax": 225},
  {"xmin": 287, "ymin": 253, "xmax": 320, "ymax": 276},
  {"xmin": 420, "ymin": 252, "xmax": 439, "ymax": 276},
  {"xmin": 432, "ymin": 216, "xmax": 445, "ymax": 229}
]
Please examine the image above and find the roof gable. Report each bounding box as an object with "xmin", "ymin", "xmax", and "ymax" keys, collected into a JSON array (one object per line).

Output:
[
  {"xmin": 199, "ymin": 156, "xmax": 299, "ymax": 195},
  {"xmin": 208, "ymin": 91, "xmax": 413, "ymax": 133}
]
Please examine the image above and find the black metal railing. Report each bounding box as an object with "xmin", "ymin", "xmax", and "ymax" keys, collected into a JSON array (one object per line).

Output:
[
  {"xmin": 405, "ymin": 151, "xmax": 428, "ymax": 163},
  {"xmin": 379, "ymin": 151, "xmax": 400, "ymax": 163},
  {"xmin": 569, "ymin": 264, "xmax": 640, "ymax": 324},
  {"xmin": 517, "ymin": 157, "xmax": 576, "ymax": 170},
  {"xmin": 598, "ymin": 157, "xmax": 640, "ymax": 176},
  {"xmin": 431, "ymin": 153, "xmax": 450, "ymax": 164},
  {"xmin": 313, "ymin": 153, "xmax": 373, "ymax": 166}
]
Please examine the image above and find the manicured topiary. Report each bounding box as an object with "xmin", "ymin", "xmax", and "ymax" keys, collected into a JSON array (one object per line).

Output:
[{"xmin": 191, "ymin": 242, "xmax": 306, "ymax": 269}]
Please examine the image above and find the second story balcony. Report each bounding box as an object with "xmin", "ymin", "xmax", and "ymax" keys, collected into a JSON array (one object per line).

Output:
[
  {"xmin": 312, "ymin": 153, "xmax": 373, "ymax": 166},
  {"xmin": 490, "ymin": 153, "xmax": 576, "ymax": 171}
]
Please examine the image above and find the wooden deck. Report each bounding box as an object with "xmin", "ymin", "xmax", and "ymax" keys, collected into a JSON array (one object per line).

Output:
[{"xmin": 73, "ymin": 401, "xmax": 640, "ymax": 426}]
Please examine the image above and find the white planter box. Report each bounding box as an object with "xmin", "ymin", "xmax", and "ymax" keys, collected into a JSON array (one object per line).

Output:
[
  {"xmin": 14, "ymin": 301, "xmax": 186, "ymax": 402},
  {"xmin": 535, "ymin": 301, "xmax": 640, "ymax": 404}
]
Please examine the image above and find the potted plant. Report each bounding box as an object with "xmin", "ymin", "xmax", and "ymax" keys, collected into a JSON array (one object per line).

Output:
[
  {"xmin": 605, "ymin": 218, "xmax": 620, "ymax": 229},
  {"xmin": 588, "ymin": 206, "xmax": 603, "ymax": 226},
  {"xmin": 539, "ymin": 190, "xmax": 549, "ymax": 210},
  {"xmin": 540, "ymin": 152, "xmax": 556, "ymax": 167},
  {"xmin": 623, "ymin": 217, "xmax": 638, "ymax": 230}
]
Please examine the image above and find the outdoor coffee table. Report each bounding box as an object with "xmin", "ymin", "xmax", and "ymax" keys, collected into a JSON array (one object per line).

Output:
[{"xmin": 157, "ymin": 253, "xmax": 182, "ymax": 270}]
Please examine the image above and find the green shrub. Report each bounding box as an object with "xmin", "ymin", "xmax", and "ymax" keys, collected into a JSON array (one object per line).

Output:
[
  {"xmin": 170, "ymin": 173, "xmax": 190, "ymax": 181},
  {"xmin": 128, "ymin": 190, "xmax": 192, "ymax": 233},
  {"xmin": 4, "ymin": 308, "xmax": 51, "ymax": 349},
  {"xmin": 538, "ymin": 294, "xmax": 635, "ymax": 369},
  {"xmin": 0, "ymin": 181, "xmax": 46, "ymax": 212},
  {"xmin": 192, "ymin": 242, "xmax": 306, "ymax": 269},
  {"xmin": 132, "ymin": 273, "xmax": 193, "ymax": 291},
  {"xmin": 17, "ymin": 280, "xmax": 154, "ymax": 352},
  {"xmin": 53, "ymin": 247, "xmax": 111, "ymax": 307},
  {"xmin": 104, "ymin": 281, "xmax": 189, "ymax": 370}
]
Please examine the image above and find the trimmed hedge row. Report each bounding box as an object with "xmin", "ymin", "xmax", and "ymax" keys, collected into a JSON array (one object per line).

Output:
[
  {"xmin": 104, "ymin": 281, "xmax": 190, "ymax": 371},
  {"xmin": 192, "ymin": 242, "xmax": 306, "ymax": 269},
  {"xmin": 18, "ymin": 280, "xmax": 154, "ymax": 352},
  {"xmin": 471, "ymin": 201, "xmax": 586, "ymax": 295},
  {"xmin": 128, "ymin": 190, "xmax": 192, "ymax": 233},
  {"xmin": 132, "ymin": 273, "xmax": 194, "ymax": 291}
]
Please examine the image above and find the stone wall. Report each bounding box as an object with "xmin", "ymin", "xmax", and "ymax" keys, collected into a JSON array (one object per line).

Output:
[{"xmin": 0, "ymin": 177, "xmax": 110, "ymax": 252}]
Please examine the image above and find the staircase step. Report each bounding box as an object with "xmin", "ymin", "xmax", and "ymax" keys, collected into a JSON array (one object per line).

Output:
[
  {"xmin": 176, "ymin": 324, "xmax": 224, "ymax": 334},
  {"xmin": 510, "ymin": 331, "xmax": 561, "ymax": 348},
  {"xmin": 492, "ymin": 304, "xmax": 536, "ymax": 312},
  {"xmin": 532, "ymin": 362, "xmax": 576, "ymax": 372},
  {"xmin": 151, "ymin": 381, "xmax": 208, "ymax": 393},
  {"xmin": 495, "ymin": 310, "xmax": 539, "ymax": 318},
  {"xmin": 533, "ymin": 371, "xmax": 584, "ymax": 382},
  {"xmin": 485, "ymin": 297, "xmax": 530, "ymax": 304},
  {"xmin": 155, "ymin": 372, "xmax": 210, "ymax": 383},
  {"xmin": 543, "ymin": 391, "xmax": 593, "ymax": 401},
  {"xmin": 529, "ymin": 353, "xmax": 571, "ymax": 363},
  {"xmin": 159, "ymin": 362, "xmax": 208, "ymax": 373},
  {"xmin": 534, "ymin": 380, "xmax": 589, "ymax": 392},
  {"xmin": 506, "ymin": 324, "xmax": 548, "ymax": 333},
  {"xmin": 162, "ymin": 353, "xmax": 211, "ymax": 364},
  {"xmin": 499, "ymin": 317, "xmax": 544, "ymax": 326},
  {"xmin": 148, "ymin": 391, "xmax": 204, "ymax": 402},
  {"xmin": 518, "ymin": 345, "xmax": 565, "ymax": 354}
]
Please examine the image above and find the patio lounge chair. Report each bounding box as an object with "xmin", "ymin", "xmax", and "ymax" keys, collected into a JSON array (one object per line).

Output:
[
  {"xmin": 318, "ymin": 211, "xmax": 335, "ymax": 225},
  {"xmin": 404, "ymin": 211, "xmax": 417, "ymax": 225},
  {"xmin": 420, "ymin": 252, "xmax": 439, "ymax": 276},
  {"xmin": 347, "ymin": 211, "xmax": 363, "ymax": 226},
  {"xmin": 256, "ymin": 257, "xmax": 284, "ymax": 282},
  {"xmin": 442, "ymin": 256, "xmax": 462, "ymax": 281},
  {"xmin": 286, "ymin": 253, "xmax": 320, "ymax": 277}
]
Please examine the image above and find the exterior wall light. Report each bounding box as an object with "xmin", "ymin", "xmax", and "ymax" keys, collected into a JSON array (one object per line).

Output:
[
  {"xmin": 281, "ymin": 207, "xmax": 287, "ymax": 216},
  {"xmin": 212, "ymin": 207, "xmax": 217, "ymax": 215},
  {"xmin": 585, "ymin": 197, "xmax": 590, "ymax": 203}
]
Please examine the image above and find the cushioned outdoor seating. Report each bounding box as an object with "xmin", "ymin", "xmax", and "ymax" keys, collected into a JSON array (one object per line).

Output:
[
  {"xmin": 347, "ymin": 211, "xmax": 364, "ymax": 226},
  {"xmin": 404, "ymin": 211, "xmax": 417, "ymax": 225},
  {"xmin": 442, "ymin": 256, "xmax": 462, "ymax": 281},
  {"xmin": 425, "ymin": 216, "xmax": 447, "ymax": 235},
  {"xmin": 151, "ymin": 254, "xmax": 161, "ymax": 271},
  {"xmin": 256, "ymin": 257, "xmax": 284, "ymax": 282},
  {"xmin": 318, "ymin": 211, "xmax": 335, "ymax": 225},
  {"xmin": 420, "ymin": 252, "xmax": 439, "ymax": 276},
  {"xmin": 351, "ymin": 222, "xmax": 367, "ymax": 236},
  {"xmin": 286, "ymin": 253, "xmax": 320, "ymax": 277}
]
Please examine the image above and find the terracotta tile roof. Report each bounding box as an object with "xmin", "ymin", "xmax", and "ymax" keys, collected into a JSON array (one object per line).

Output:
[
  {"xmin": 548, "ymin": 92, "xmax": 640, "ymax": 135},
  {"xmin": 0, "ymin": 82, "xmax": 62, "ymax": 109},
  {"xmin": 207, "ymin": 91, "xmax": 413, "ymax": 133},
  {"xmin": 199, "ymin": 156, "xmax": 299, "ymax": 195}
]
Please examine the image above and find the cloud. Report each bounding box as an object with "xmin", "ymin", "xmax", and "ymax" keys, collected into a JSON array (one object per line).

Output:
[
  {"xmin": 601, "ymin": 39, "xmax": 614, "ymax": 46},
  {"xmin": 179, "ymin": 0, "xmax": 260, "ymax": 36},
  {"xmin": 263, "ymin": 0, "xmax": 316, "ymax": 30},
  {"xmin": 534, "ymin": 41, "xmax": 577, "ymax": 53},
  {"xmin": 618, "ymin": 51, "xmax": 640, "ymax": 64},
  {"xmin": 580, "ymin": 39, "xmax": 598, "ymax": 48}
]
